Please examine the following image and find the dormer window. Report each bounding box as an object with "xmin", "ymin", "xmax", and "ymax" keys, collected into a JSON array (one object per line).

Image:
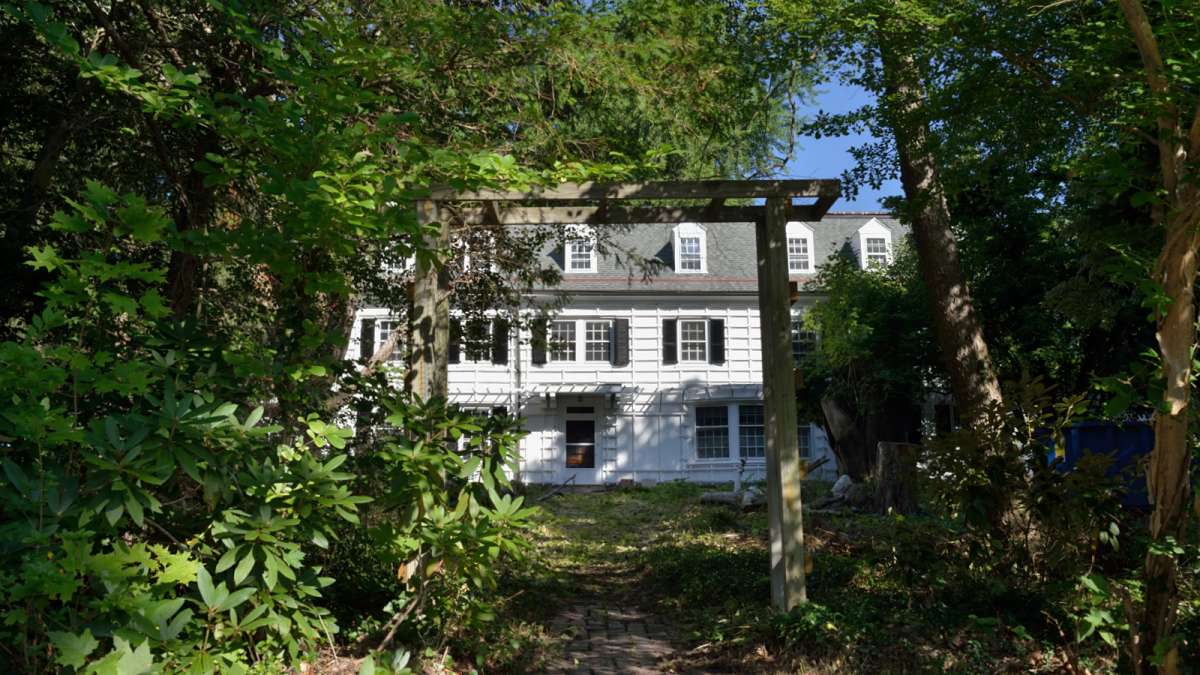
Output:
[
  {"xmin": 856, "ymin": 218, "xmax": 893, "ymax": 269},
  {"xmin": 785, "ymin": 222, "xmax": 815, "ymax": 273},
  {"xmin": 568, "ymin": 239, "xmax": 596, "ymax": 272},
  {"xmin": 673, "ymin": 222, "xmax": 707, "ymax": 273},
  {"xmin": 864, "ymin": 237, "xmax": 888, "ymax": 267},
  {"xmin": 564, "ymin": 224, "xmax": 597, "ymax": 273}
]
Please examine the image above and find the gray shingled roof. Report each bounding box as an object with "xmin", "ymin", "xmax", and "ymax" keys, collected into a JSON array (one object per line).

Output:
[{"xmin": 540, "ymin": 213, "xmax": 905, "ymax": 294}]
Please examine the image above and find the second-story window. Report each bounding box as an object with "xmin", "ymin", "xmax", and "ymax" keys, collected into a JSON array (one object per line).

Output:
[
  {"xmin": 550, "ymin": 320, "xmax": 577, "ymax": 361},
  {"xmin": 864, "ymin": 237, "xmax": 889, "ymax": 267},
  {"xmin": 679, "ymin": 320, "xmax": 707, "ymax": 361},
  {"xmin": 568, "ymin": 239, "xmax": 596, "ymax": 272},
  {"xmin": 584, "ymin": 320, "xmax": 612, "ymax": 361}
]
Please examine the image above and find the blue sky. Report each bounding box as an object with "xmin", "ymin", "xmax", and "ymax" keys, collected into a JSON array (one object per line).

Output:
[{"xmin": 781, "ymin": 82, "xmax": 901, "ymax": 212}]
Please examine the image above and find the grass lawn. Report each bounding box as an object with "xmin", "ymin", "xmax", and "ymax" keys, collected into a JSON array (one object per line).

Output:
[{"xmin": 498, "ymin": 480, "xmax": 1127, "ymax": 674}]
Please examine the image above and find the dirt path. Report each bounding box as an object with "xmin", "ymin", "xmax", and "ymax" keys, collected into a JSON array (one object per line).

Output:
[
  {"xmin": 542, "ymin": 601, "xmax": 678, "ymax": 674},
  {"xmin": 530, "ymin": 487, "xmax": 691, "ymax": 674}
]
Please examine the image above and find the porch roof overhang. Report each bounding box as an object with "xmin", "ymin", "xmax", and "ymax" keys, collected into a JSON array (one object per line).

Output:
[
  {"xmin": 682, "ymin": 384, "xmax": 764, "ymax": 402},
  {"xmin": 523, "ymin": 383, "xmax": 630, "ymax": 396}
]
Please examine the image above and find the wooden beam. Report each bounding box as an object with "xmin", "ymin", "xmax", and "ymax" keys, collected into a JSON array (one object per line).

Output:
[
  {"xmin": 449, "ymin": 204, "xmax": 824, "ymax": 226},
  {"xmin": 757, "ymin": 196, "xmax": 808, "ymax": 610},
  {"xmin": 430, "ymin": 179, "xmax": 839, "ymax": 202}
]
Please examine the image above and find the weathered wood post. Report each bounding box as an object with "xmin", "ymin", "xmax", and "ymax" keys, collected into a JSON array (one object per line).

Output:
[
  {"xmin": 756, "ymin": 196, "xmax": 807, "ymax": 609},
  {"xmin": 407, "ymin": 199, "xmax": 451, "ymax": 399}
]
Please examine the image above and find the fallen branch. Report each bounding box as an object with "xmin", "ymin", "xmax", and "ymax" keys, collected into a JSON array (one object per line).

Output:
[{"xmin": 536, "ymin": 474, "xmax": 577, "ymax": 502}]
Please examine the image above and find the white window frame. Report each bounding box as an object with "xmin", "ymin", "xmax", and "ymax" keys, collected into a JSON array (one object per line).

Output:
[
  {"xmin": 790, "ymin": 310, "xmax": 817, "ymax": 364},
  {"xmin": 737, "ymin": 404, "xmax": 766, "ymax": 459},
  {"xmin": 548, "ymin": 320, "xmax": 577, "ymax": 362},
  {"xmin": 564, "ymin": 224, "xmax": 597, "ymax": 273},
  {"xmin": 461, "ymin": 317, "xmax": 493, "ymax": 363},
  {"xmin": 678, "ymin": 319, "xmax": 708, "ymax": 362},
  {"xmin": 694, "ymin": 404, "xmax": 731, "ymax": 460},
  {"xmin": 785, "ymin": 221, "xmax": 815, "ymax": 273},
  {"xmin": 545, "ymin": 317, "xmax": 614, "ymax": 364},
  {"xmin": 673, "ymin": 222, "xmax": 707, "ymax": 273},
  {"xmin": 377, "ymin": 318, "xmax": 406, "ymax": 363},
  {"xmin": 857, "ymin": 218, "xmax": 893, "ymax": 269}
]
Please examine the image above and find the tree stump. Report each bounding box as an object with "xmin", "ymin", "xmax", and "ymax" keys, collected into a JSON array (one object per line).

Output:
[{"xmin": 875, "ymin": 442, "xmax": 919, "ymax": 514}]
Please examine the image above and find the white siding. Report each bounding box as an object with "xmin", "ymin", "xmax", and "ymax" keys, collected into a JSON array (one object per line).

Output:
[{"xmin": 349, "ymin": 294, "xmax": 838, "ymax": 484}]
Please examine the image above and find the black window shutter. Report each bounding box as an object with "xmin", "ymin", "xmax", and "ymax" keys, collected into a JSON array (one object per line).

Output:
[
  {"xmin": 611, "ymin": 318, "xmax": 630, "ymax": 366},
  {"xmin": 662, "ymin": 319, "xmax": 678, "ymax": 365},
  {"xmin": 359, "ymin": 318, "xmax": 375, "ymax": 363},
  {"xmin": 448, "ymin": 318, "xmax": 461, "ymax": 364},
  {"xmin": 531, "ymin": 319, "xmax": 548, "ymax": 365},
  {"xmin": 491, "ymin": 318, "xmax": 509, "ymax": 364},
  {"xmin": 709, "ymin": 319, "xmax": 725, "ymax": 365}
]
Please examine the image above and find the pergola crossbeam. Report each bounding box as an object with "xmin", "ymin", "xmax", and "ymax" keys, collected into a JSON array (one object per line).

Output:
[
  {"xmin": 429, "ymin": 178, "xmax": 838, "ymax": 202},
  {"xmin": 450, "ymin": 204, "xmax": 825, "ymax": 226}
]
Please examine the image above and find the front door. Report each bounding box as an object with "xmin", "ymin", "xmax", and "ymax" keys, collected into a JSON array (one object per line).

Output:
[{"xmin": 563, "ymin": 406, "xmax": 601, "ymax": 484}]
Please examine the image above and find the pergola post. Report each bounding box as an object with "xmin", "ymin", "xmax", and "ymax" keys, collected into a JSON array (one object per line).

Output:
[
  {"xmin": 407, "ymin": 199, "xmax": 451, "ymax": 400},
  {"xmin": 757, "ymin": 196, "xmax": 807, "ymax": 610}
]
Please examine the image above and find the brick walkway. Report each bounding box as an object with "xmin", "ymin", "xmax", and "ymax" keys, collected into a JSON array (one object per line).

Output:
[{"xmin": 543, "ymin": 602, "xmax": 678, "ymax": 674}]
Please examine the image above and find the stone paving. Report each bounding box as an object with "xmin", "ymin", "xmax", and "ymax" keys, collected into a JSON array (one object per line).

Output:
[{"xmin": 542, "ymin": 601, "xmax": 678, "ymax": 674}]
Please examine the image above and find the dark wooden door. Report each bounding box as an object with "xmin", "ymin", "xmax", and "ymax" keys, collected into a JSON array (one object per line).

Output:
[{"xmin": 565, "ymin": 419, "xmax": 596, "ymax": 468}]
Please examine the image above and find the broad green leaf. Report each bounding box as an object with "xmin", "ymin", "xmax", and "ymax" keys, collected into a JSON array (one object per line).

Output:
[{"xmin": 50, "ymin": 628, "xmax": 99, "ymax": 669}]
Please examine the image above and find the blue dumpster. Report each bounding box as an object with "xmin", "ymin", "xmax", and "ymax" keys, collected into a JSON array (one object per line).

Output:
[{"xmin": 1046, "ymin": 421, "xmax": 1154, "ymax": 507}]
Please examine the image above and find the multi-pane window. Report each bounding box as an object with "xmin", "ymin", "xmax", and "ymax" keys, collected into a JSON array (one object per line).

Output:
[
  {"xmin": 568, "ymin": 239, "xmax": 595, "ymax": 271},
  {"xmin": 864, "ymin": 237, "xmax": 889, "ymax": 267},
  {"xmin": 678, "ymin": 236, "xmax": 703, "ymax": 271},
  {"xmin": 738, "ymin": 405, "xmax": 765, "ymax": 458},
  {"xmin": 791, "ymin": 317, "xmax": 816, "ymax": 364},
  {"xmin": 584, "ymin": 321, "xmax": 612, "ymax": 361},
  {"xmin": 549, "ymin": 320, "xmax": 577, "ymax": 361},
  {"xmin": 797, "ymin": 423, "xmax": 813, "ymax": 458},
  {"xmin": 464, "ymin": 319, "xmax": 490, "ymax": 362},
  {"xmin": 680, "ymin": 320, "xmax": 707, "ymax": 361},
  {"xmin": 695, "ymin": 406, "xmax": 729, "ymax": 459},
  {"xmin": 787, "ymin": 237, "xmax": 811, "ymax": 272},
  {"xmin": 378, "ymin": 320, "xmax": 405, "ymax": 362}
]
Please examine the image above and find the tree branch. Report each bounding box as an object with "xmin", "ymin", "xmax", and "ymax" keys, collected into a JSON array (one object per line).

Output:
[{"xmin": 1117, "ymin": 0, "xmax": 1182, "ymax": 194}]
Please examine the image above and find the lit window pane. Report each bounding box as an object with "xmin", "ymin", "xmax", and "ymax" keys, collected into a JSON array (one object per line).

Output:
[
  {"xmin": 738, "ymin": 404, "xmax": 765, "ymax": 458},
  {"xmin": 787, "ymin": 237, "xmax": 810, "ymax": 272},
  {"xmin": 550, "ymin": 321, "xmax": 576, "ymax": 361},
  {"xmin": 680, "ymin": 320, "xmax": 706, "ymax": 361},
  {"xmin": 585, "ymin": 321, "xmax": 611, "ymax": 361},
  {"xmin": 696, "ymin": 405, "xmax": 728, "ymax": 459},
  {"xmin": 679, "ymin": 236, "xmax": 702, "ymax": 271}
]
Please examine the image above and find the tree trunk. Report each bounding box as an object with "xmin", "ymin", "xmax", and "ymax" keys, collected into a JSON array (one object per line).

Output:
[
  {"xmin": 406, "ymin": 200, "xmax": 451, "ymax": 399},
  {"xmin": 876, "ymin": 31, "xmax": 1003, "ymax": 431},
  {"xmin": 1113, "ymin": 3, "xmax": 1200, "ymax": 670},
  {"xmin": 875, "ymin": 442, "xmax": 919, "ymax": 515},
  {"xmin": 820, "ymin": 397, "xmax": 870, "ymax": 480},
  {"xmin": 1140, "ymin": 198, "xmax": 1198, "ymax": 675}
]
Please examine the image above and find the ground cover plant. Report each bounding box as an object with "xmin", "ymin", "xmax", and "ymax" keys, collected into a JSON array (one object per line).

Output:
[{"xmin": 515, "ymin": 479, "xmax": 1197, "ymax": 674}]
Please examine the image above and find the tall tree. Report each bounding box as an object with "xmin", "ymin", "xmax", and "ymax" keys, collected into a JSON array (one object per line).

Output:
[{"xmin": 1114, "ymin": 2, "xmax": 1199, "ymax": 670}]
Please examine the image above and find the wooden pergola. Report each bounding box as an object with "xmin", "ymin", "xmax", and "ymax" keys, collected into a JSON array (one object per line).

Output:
[{"xmin": 410, "ymin": 179, "xmax": 840, "ymax": 610}]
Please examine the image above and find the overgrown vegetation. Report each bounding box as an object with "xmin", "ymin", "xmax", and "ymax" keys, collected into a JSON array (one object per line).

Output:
[{"xmin": 520, "ymin": 479, "xmax": 1198, "ymax": 674}]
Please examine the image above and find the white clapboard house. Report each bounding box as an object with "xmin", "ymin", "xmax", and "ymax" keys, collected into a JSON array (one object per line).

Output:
[{"xmin": 351, "ymin": 213, "xmax": 904, "ymax": 485}]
